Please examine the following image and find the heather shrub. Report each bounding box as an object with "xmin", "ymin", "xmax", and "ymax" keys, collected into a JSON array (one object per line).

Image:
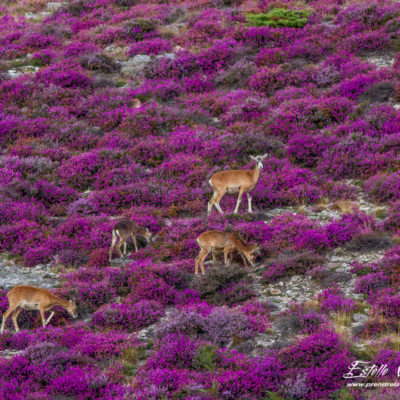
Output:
[
  {"xmin": 36, "ymin": 63, "xmax": 92, "ymax": 88},
  {"xmin": 57, "ymin": 149, "xmax": 131, "ymax": 190},
  {"xmin": 345, "ymin": 230, "xmax": 392, "ymax": 252},
  {"xmin": 385, "ymin": 201, "xmax": 400, "ymax": 234},
  {"xmin": 278, "ymin": 304, "xmax": 328, "ymax": 335},
  {"xmin": 215, "ymin": 353, "xmax": 286, "ymax": 399},
  {"xmin": 246, "ymin": 9, "xmax": 310, "ymax": 28},
  {"xmin": 364, "ymin": 172, "xmax": 400, "ymax": 204},
  {"xmin": 354, "ymin": 270, "xmax": 390, "ymax": 296},
  {"xmin": 263, "ymin": 250, "xmax": 326, "ymax": 282},
  {"xmin": 374, "ymin": 293, "xmax": 400, "ymax": 319},
  {"xmin": 92, "ymin": 300, "xmax": 163, "ymax": 331},
  {"xmin": 192, "ymin": 264, "xmax": 254, "ymax": 306},
  {"xmin": 156, "ymin": 305, "xmax": 262, "ymax": 346},
  {"xmin": 127, "ymin": 38, "xmax": 172, "ymax": 57},
  {"xmin": 317, "ymin": 286, "xmax": 356, "ymax": 314},
  {"xmin": 79, "ymin": 53, "xmax": 118, "ymax": 73}
]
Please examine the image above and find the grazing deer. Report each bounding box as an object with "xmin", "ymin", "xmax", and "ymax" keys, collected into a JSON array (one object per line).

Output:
[
  {"xmin": 133, "ymin": 98, "xmax": 141, "ymax": 108},
  {"xmin": 109, "ymin": 219, "xmax": 153, "ymax": 261},
  {"xmin": 207, "ymin": 154, "xmax": 269, "ymax": 215},
  {"xmin": 1, "ymin": 286, "xmax": 77, "ymax": 333},
  {"xmin": 195, "ymin": 230, "xmax": 260, "ymax": 275}
]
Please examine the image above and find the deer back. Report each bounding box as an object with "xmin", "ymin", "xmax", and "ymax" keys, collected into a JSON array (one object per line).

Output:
[{"xmin": 210, "ymin": 169, "xmax": 256, "ymax": 190}]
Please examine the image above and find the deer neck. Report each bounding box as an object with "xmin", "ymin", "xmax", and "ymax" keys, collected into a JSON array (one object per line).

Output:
[
  {"xmin": 252, "ymin": 165, "xmax": 261, "ymax": 185},
  {"xmin": 52, "ymin": 296, "xmax": 70, "ymax": 309}
]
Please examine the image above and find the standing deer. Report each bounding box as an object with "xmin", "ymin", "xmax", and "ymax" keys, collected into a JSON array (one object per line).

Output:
[
  {"xmin": 207, "ymin": 154, "xmax": 269, "ymax": 215},
  {"xmin": 1, "ymin": 286, "xmax": 77, "ymax": 333},
  {"xmin": 109, "ymin": 220, "xmax": 153, "ymax": 261},
  {"xmin": 195, "ymin": 230, "xmax": 260, "ymax": 275}
]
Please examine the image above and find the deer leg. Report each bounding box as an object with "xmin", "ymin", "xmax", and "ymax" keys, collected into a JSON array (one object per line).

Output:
[
  {"xmin": 115, "ymin": 238, "xmax": 125, "ymax": 259},
  {"xmin": 1, "ymin": 304, "xmax": 18, "ymax": 333},
  {"xmin": 11, "ymin": 308, "xmax": 21, "ymax": 332},
  {"xmin": 208, "ymin": 192, "xmax": 218, "ymax": 215},
  {"xmin": 132, "ymin": 234, "xmax": 138, "ymax": 252},
  {"xmin": 201, "ymin": 247, "xmax": 210, "ymax": 275},
  {"xmin": 44, "ymin": 311, "xmax": 55, "ymax": 326},
  {"xmin": 195, "ymin": 249, "xmax": 208, "ymax": 275},
  {"xmin": 214, "ymin": 189, "xmax": 226, "ymax": 215},
  {"xmin": 240, "ymin": 253, "xmax": 248, "ymax": 267},
  {"xmin": 224, "ymin": 246, "xmax": 234, "ymax": 266},
  {"xmin": 123, "ymin": 241, "xmax": 127, "ymax": 257},
  {"xmin": 39, "ymin": 308, "xmax": 46, "ymax": 328},
  {"xmin": 234, "ymin": 188, "xmax": 245, "ymax": 214},
  {"xmin": 109, "ymin": 230, "xmax": 118, "ymax": 261},
  {"xmin": 247, "ymin": 193, "xmax": 253, "ymax": 213},
  {"xmin": 212, "ymin": 250, "xmax": 217, "ymax": 266},
  {"xmin": 200, "ymin": 251, "xmax": 208, "ymax": 275}
]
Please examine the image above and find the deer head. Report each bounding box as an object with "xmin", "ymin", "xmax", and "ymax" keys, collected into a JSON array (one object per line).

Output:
[
  {"xmin": 144, "ymin": 228, "xmax": 153, "ymax": 243},
  {"xmin": 67, "ymin": 299, "xmax": 78, "ymax": 319},
  {"xmin": 247, "ymin": 244, "xmax": 261, "ymax": 266},
  {"xmin": 250, "ymin": 154, "xmax": 269, "ymax": 169}
]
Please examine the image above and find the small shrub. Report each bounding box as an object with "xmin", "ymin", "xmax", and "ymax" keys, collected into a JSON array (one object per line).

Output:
[
  {"xmin": 246, "ymin": 8, "xmax": 310, "ymax": 28},
  {"xmin": 192, "ymin": 264, "xmax": 254, "ymax": 305}
]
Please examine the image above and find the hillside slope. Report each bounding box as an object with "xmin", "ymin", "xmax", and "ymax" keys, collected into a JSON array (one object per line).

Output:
[{"xmin": 1, "ymin": 0, "xmax": 400, "ymax": 399}]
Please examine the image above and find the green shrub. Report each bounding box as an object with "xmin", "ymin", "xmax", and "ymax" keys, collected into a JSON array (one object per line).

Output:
[
  {"xmin": 193, "ymin": 345, "xmax": 218, "ymax": 372},
  {"xmin": 246, "ymin": 8, "xmax": 310, "ymax": 28}
]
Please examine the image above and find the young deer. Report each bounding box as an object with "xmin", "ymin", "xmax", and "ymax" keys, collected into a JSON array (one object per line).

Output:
[
  {"xmin": 207, "ymin": 154, "xmax": 269, "ymax": 215},
  {"xmin": 109, "ymin": 220, "xmax": 153, "ymax": 261},
  {"xmin": 195, "ymin": 230, "xmax": 259, "ymax": 275},
  {"xmin": 1, "ymin": 286, "xmax": 77, "ymax": 333}
]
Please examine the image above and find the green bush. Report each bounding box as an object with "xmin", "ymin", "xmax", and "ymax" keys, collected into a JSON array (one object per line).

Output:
[
  {"xmin": 193, "ymin": 345, "xmax": 218, "ymax": 372},
  {"xmin": 246, "ymin": 8, "xmax": 310, "ymax": 28}
]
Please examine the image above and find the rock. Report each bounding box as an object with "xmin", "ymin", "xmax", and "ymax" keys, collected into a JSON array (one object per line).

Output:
[
  {"xmin": 120, "ymin": 55, "xmax": 151, "ymax": 77},
  {"xmin": 353, "ymin": 313, "xmax": 369, "ymax": 323},
  {"xmin": 0, "ymin": 259, "xmax": 59, "ymax": 290},
  {"xmin": 0, "ymin": 350, "xmax": 23, "ymax": 359},
  {"xmin": 351, "ymin": 322, "xmax": 366, "ymax": 336},
  {"xmin": 46, "ymin": 2, "xmax": 64, "ymax": 12},
  {"xmin": 155, "ymin": 53, "xmax": 176, "ymax": 60},
  {"xmin": 269, "ymin": 288, "xmax": 281, "ymax": 295}
]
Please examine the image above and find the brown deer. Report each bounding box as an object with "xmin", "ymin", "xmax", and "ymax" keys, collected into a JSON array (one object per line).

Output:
[
  {"xmin": 207, "ymin": 154, "xmax": 269, "ymax": 215},
  {"xmin": 195, "ymin": 230, "xmax": 260, "ymax": 275},
  {"xmin": 109, "ymin": 220, "xmax": 153, "ymax": 261},
  {"xmin": 1, "ymin": 286, "xmax": 77, "ymax": 333}
]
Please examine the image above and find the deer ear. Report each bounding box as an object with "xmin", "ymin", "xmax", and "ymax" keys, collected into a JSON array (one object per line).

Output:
[
  {"xmin": 262, "ymin": 153, "xmax": 269, "ymax": 159},
  {"xmin": 250, "ymin": 155, "xmax": 256, "ymax": 161}
]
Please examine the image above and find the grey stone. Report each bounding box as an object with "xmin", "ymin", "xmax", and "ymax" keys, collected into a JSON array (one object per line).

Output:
[
  {"xmin": 156, "ymin": 52, "xmax": 176, "ymax": 60},
  {"xmin": 353, "ymin": 313, "xmax": 369, "ymax": 323},
  {"xmin": 120, "ymin": 55, "xmax": 151, "ymax": 76},
  {"xmin": 46, "ymin": 2, "xmax": 64, "ymax": 12}
]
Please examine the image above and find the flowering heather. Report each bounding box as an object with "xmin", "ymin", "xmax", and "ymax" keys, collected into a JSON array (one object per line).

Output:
[{"xmin": 0, "ymin": 0, "xmax": 399, "ymax": 398}]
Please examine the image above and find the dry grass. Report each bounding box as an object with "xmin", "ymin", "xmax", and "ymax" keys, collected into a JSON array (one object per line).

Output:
[
  {"xmin": 392, "ymin": 236, "xmax": 400, "ymax": 245},
  {"xmin": 331, "ymin": 312, "xmax": 353, "ymax": 327},
  {"xmin": 374, "ymin": 208, "xmax": 387, "ymax": 219},
  {"xmin": 315, "ymin": 197, "xmax": 330, "ymax": 211},
  {"xmin": 7, "ymin": 0, "xmax": 47, "ymax": 15},
  {"xmin": 351, "ymin": 341, "xmax": 380, "ymax": 360},
  {"xmin": 331, "ymin": 200, "xmax": 358, "ymax": 214},
  {"xmin": 377, "ymin": 334, "xmax": 400, "ymax": 352},
  {"xmin": 296, "ymin": 205, "xmax": 308, "ymax": 215}
]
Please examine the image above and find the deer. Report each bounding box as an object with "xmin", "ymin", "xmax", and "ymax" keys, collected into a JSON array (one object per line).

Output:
[
  {"xmin": 109, "ymin": 219, "xmax": 153, "ymax": 261},
  {"xmin": 1, "ymin": 286, "xmax": 77, "ymax": 333},
  {"xmin": 207, "ymin": 154, "xmax": 269, "ymax": 215},
  {"xmin": 195, "ymin": 230, "xmax": 260, "ymax": 275}
]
